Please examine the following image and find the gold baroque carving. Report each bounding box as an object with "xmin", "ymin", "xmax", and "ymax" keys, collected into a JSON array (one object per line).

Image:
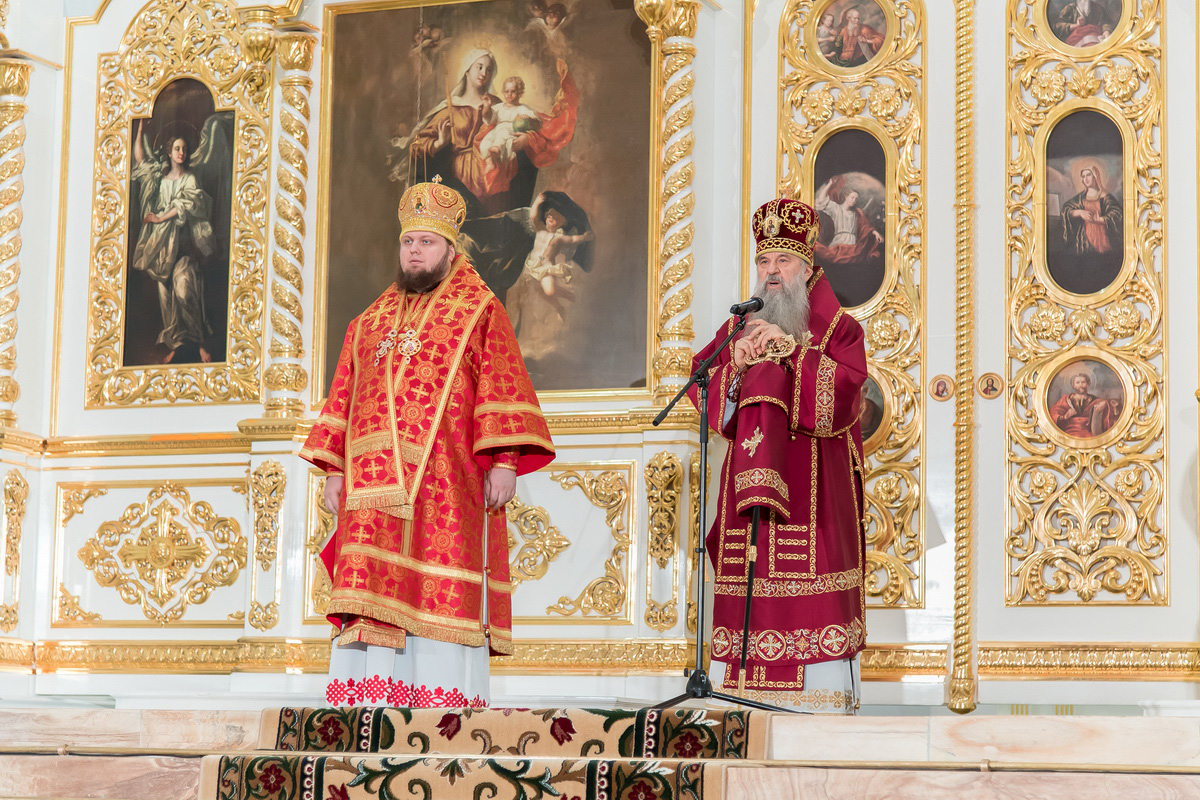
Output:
[
  {"xmin": 685, "ymin": 451, "xmax": 708, "ymax": 634},
  {"xmin": 780, "ymin": 0, "xmax": 925, "ymax": 609},
  {"xmin": 305, "ymin": 472, "xmax": 333, "ymax": 623},
  {"xmin": 77, "ymin": 483, "xmax": 246, "ymax": 624},
  {"xmin": 61, "ymin": 488, "xmax": 108, "ymax": 525},
  {"xmin": 250, "ymin": 460, "xmax": 286, "ymax": 572},
  {"xmin": 56, "ymin": 583, "xmax": 102, "ymax": 624},
  {"xmin": 978, "ymin": 644, "xmax": 1200, "ymax": 680},
  {"xmin": 0, "ymin": 468, "xmax": 25, "ymax": 632},
  {"xmin": 1006, "ymin": 0, "xmax": 1165, "ymax": 606},
  {"xmin": 645, "ymin": 452, "xmax": 682, "ymax": 569},
  {"xmin": 645, "ymin": 451, "xmax": 682, "ymax": 633},
  {"xmin": 0, "ymin": 58, "xmax": 31, "ymax": 427},
  {"xmin": 547, "ymin": 468, "xmax": 631, "ymax": 620},
  {"xmin": 506, "ymin": 494, "xmax": 570, "ymax": 586},
  {"xmin": 249, "ymin": 600, "xmax": 279, "ymax": 631},
  {"xmin": 949, "ymin": 0, "xmax": 977, "ymax": 714},
  {"xmin": 85, "ymin": 0, "xmax": 271, "ymax": 406},
  {"xmin": 263, "ymin": 31, "xmax": 315, "ymax": 419}
]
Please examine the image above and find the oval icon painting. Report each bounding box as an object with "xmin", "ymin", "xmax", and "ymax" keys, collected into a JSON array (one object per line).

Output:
[
  {"xmin": 814, "ymin": 0, "xmax": 890, "ymax": 70},
  {"xmin": 1045, "ymin": 109, "xmax": 1125, "ymax": 297},
  {"xmin": 813, "ymin": 127, "xmax": 888, "ymax": 310}
]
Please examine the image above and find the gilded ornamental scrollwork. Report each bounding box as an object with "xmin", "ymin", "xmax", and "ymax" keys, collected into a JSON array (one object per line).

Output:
[
  {"xmin": 644, "ymin": 451, "xmax": 682, "ymax": 632},
  {"xmin": 305, "ymin": 472, "xmax": 333, "ymax": 623},
  {"xmin": 546, "ymin": 466, "xmax": 632, "ymax": 621},
  {"xmin": 0, "ymin": 468, "xmax": 26, "ymax": 632},
  {"xmin": 85, "ymin": 0, "xmax": 271, "ymax": 406},
  {"xmin": 1005, "ymin": 0, "xmax": 1165, "ymax": 605},
  {"xmin": 77, "ymin": 483, "xmax": 247, "ymax": 624},
  {"xmin": 779, "ymin": 0, "xmax": 926, "ymax": 607},
  {"xmin": 249, "ymin": 461, "xmax": 285, "ymax": 631},
  {"xmin": 507, "ymin": 494, "xmax": 570, "ymax": 586}
]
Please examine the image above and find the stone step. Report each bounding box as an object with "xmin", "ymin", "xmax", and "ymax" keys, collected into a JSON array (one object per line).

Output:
[{"xmin": 0, "ymin": 753, "xmax": 201, "ymax": 800}]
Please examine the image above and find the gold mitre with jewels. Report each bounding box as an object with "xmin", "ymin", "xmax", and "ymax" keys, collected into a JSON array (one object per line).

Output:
[
  {"xmin": 397, "ymin": 176, "xmax": 467, "ymax": 243},
  {"xmin": 752, "ymin": 197, "xmax": 818, "ymax": 261}
]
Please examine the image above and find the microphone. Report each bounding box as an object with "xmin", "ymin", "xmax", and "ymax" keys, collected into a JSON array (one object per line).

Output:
[{"xmin": 729, "ymin": 297, "xmax": 764, "ymax": 316}]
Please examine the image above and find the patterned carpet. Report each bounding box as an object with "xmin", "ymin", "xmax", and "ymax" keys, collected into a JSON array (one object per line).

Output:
[
  {"xmin": 258, "ymin": 707, "xmax": 770, "ymax": 759},
  {"xmin": 198, "ymin": 707, "xmax": 770, "ymax": 799},
  {"xmin": 201, "ymin": 754, "xmax": 720, "ymax": 800}
]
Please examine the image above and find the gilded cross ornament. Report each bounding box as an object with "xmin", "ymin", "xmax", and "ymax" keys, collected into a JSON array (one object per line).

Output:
[
  {"xmin": 374, "ymin": 328, "xmax": 422, "ymax": 366},
  {"xmin": 741, "ymin": 427, "xmax": 764, "ymax": 458},
  {"xmin": 77, "ymin": 484, "xmax": 246, "ymax": 624}
]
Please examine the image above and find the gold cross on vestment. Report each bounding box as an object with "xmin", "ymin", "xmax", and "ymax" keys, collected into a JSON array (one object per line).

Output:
[
  {"xmin": 441, "ymin": 294, "xmax": 473, "ymax": 322},
  {"xmin": 741, "ymin": 427, "xmax": 764, "ymax": 458}
]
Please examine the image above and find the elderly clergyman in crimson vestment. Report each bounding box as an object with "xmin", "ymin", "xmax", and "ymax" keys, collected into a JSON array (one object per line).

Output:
[
  {"xmin": 690, "ymin": 197, "xmax": 868, "ymax": 713},
  {"xmin": 301, "ymin": 178, "xmax": 554, "ymax": 708}
]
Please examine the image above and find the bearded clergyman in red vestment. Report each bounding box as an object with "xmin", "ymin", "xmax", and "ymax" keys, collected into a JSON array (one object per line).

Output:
[
  {"xmin": 690, "ymin": 198, "xmax": 868, "ymax": 713},
  {"xmin": 301, "ymin": 179, "xmax": 554, "ymax": 708}
]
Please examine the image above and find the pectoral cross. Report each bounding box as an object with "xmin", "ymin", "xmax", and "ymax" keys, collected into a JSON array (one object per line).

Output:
[{"xmin": 374, "ymin": 328, "xmax": 423, "ymax": 366}]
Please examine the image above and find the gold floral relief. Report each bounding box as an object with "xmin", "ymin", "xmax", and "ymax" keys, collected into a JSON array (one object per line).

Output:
[
  {"xmin": 1006, "ymin": 0, "xmax": 1165, "ymax": 605},
  {"xmin": 0, "ymin": 468, "xmax": 25, "ymax": 632},
  {"xmin": 507, "ymin": 494, "xmax": 570, "ymax": 586},
  {"xmin": 304, "ymin": 471, "xmax": 333, "ymax": 624},
  {"xmin": 644, "ymin": 451, "xmax": 683, "ymax": 632},
  {"xmin": 76, "ymin": 483, "xmax": 246, "ymax": 624},
  {"xmin": 84, "ymin": 0, "xmax": 271, "ymax": 406},
  {"xmin": 546, "ymin": 466, "xmax": 633, "ymax": 622},
  {"xmin": 779, "ymin": 0, "xmax": 926, "ymax": 607},
  {"xmin": 685, "ymin": 451, "xmax": 709, "ymax": 634}
]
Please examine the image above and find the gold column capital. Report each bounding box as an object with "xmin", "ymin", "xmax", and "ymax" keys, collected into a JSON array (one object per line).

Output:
[
  {"xmin": 276, "ymin": 31, "xmax": 315, "ymax": 75},
  {"xmin": 635, "ymin": 0, "xmax": 675, "ymax": 41},
  {"xmin": 240, "ymin": 7, "xmax": 278, "ymax": 93},
  {"xmin": 0, "ymin": 58, "xmax": 30, "ymax": 99},
  {"xmin": 663, "ymin": 0, "xmax": 699, "ymax": 40}
]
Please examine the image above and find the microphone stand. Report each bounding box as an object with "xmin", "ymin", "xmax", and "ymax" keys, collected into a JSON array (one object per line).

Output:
[{"xmin": 650, "ymin": 313, "xmax": 791, "ymax": 714}]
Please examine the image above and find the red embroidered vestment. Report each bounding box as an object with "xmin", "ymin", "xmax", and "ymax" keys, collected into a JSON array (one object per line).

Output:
[
  {"xmin": 690, "ymin": 271, "xmax": 868, "ymax": 696},
  {"xmin": 301, "ymin": 255, "xmax": 554, "ymax": 655}
]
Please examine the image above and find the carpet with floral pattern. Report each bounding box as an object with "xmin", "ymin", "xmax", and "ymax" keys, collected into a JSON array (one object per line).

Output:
[
  {"xmin": 199, "ymin": 754, "xmax": 722, "ymax": 800},
  {"xmin": 258, "ymin": 707, "xmax": 770, "ymax": 760}
]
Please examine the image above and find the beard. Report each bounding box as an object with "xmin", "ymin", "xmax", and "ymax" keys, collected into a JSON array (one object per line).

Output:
[
  {"xmin": 395, "ymin": 249, "xmax": 454, "ymax": 293},
  {"xmin": 750, "ymin": 274, "xmax": 810, "ymax": 338}
]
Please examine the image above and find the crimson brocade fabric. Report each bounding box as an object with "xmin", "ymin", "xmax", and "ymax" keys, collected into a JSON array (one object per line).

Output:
[
  {"xmin": 690, "ymin": 271, "xmax": 868, "ymax": 695},
  {"xmin": 300, "ymin": 255, "xmax": 554, "ymax": 656}
]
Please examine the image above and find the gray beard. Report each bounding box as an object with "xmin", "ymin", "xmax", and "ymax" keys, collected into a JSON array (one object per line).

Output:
[{"xmin": 750, "ymin": 275, "xmax": 810, "ymax": 338}]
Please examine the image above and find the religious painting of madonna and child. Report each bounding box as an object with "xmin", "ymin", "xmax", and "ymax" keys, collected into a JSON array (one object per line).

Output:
[
  {"xmin": 811, "ymin": 127, "xmax": 888, "ymax": 310},
  {"xmin": 812, "ymin": 0, "xmax": 889, "ymax": 69},
  {"xmin": 1042, "ymin": 355, "xmax": 1127, "ymax": 446},
  {"xmin": 1045, "ymin": 108, "xmax": 1125, "ymax": 297},
  {"xmin": 1047, "ymin": 0, "xmax": 1122, "ymax": 49},
  {"xmin": 320, "ymin": 0, "xmax": 652, "ymax": 394},
  {"xmin": 123, "ymin": 78, "xmax": 234, "ymax": 366}
]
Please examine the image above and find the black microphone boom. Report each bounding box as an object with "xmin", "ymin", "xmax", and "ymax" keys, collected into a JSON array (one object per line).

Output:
[{"xmin": 729, "ymin": 297, "xmax": 764, "ymax": 316}]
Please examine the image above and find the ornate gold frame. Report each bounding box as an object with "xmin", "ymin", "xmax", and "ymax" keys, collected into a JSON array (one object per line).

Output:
[
  {"xmin": 1033, "ymin": 347, "xmax": 1136, "ymax": 452},
  {"xmin": 1035, "ymin": 0, "xmax": 1134, "ymax": 61},
  {"xmin": 1031, "ymin": 98, "xmax": 1137, "ymax": 309},
  {"xmin": 779, "ymin": 0, "xmax": 926, "ymax": 609},
  {"xmin": 52, "ymin": 479, "xmax": 250, "ymax": 628},
  {"xmin": 802, "ymin": 0, "xmax": 902, "ymax": 80},
  {"xmin": 311, "ymin": 0, "xmax": 697, "ymax": 409},
  {"xmin": 1005, "ymin": 0, "xmax": 1165, "ymax": 607},
  {"xmin": 82, "ymin": 0, "xmax": 272, "ymax": 407}
]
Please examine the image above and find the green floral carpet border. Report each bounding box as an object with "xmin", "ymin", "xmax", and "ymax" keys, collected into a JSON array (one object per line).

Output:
[
  {"xmin": 259, "ymin": 708, "xmax": 769, "ymax": 760},
  {"xmin": 200, "ymin": 754, "xmax": 723, "ymax": 800}
]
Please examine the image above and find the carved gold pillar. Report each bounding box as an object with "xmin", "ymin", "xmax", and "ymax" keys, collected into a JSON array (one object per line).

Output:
[
  {"xmin": 241, "ymin": 8, "xmax": 277, "ymax": 96},
  {"xmin": 0, "ymin": 59, "xmax": 30, "ymax": 427},
  {"xmin": 640, "ymin": 0, "xmax": 699, "ymax": 401},
  {"xmin": 949, "ymin": 0, "xmax": 977, "ymax": 714},
  {"xmin": 262, "ymin": 31, "xmax": 315, "ymax": 419}
]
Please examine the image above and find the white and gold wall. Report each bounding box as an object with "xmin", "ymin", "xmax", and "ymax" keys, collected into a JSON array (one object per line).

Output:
[{"xmin": 0, "ymin": 0, "xmax": 1198, "ymax": 711}]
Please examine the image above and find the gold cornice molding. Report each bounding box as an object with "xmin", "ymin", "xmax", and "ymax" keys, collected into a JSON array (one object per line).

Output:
[
  {"xmin": 0, "ymin": 428, "xmax": 44, "ymax": 455},
  {"xmin": 44, "ymin": 434, "xmax": 252, "ymax": 458},
  {"xmin": 860, "ymin": 644, "xmax": 948, "ymax": 681},
  {"xmin": 0, "ymin": 636, "xmax": 32, "ymax": 671},
  {"xmin": 979, "ymin": 644, "xmax": 1200, "ymax": 681}
]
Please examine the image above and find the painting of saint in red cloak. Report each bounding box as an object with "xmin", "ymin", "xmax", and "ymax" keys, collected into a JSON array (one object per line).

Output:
[{"xmin": 1046, "ymin": 359, "xmax": 1124, "ymax": 441}]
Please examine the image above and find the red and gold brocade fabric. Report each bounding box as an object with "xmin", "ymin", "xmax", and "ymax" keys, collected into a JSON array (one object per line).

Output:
[
  {"xmin": 689, "ymin": 271, "xmax": 868, "ymax": 695},
  {"xmin": 301, "ymin": 255, "xmax": 554, "ymax": 655}
]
